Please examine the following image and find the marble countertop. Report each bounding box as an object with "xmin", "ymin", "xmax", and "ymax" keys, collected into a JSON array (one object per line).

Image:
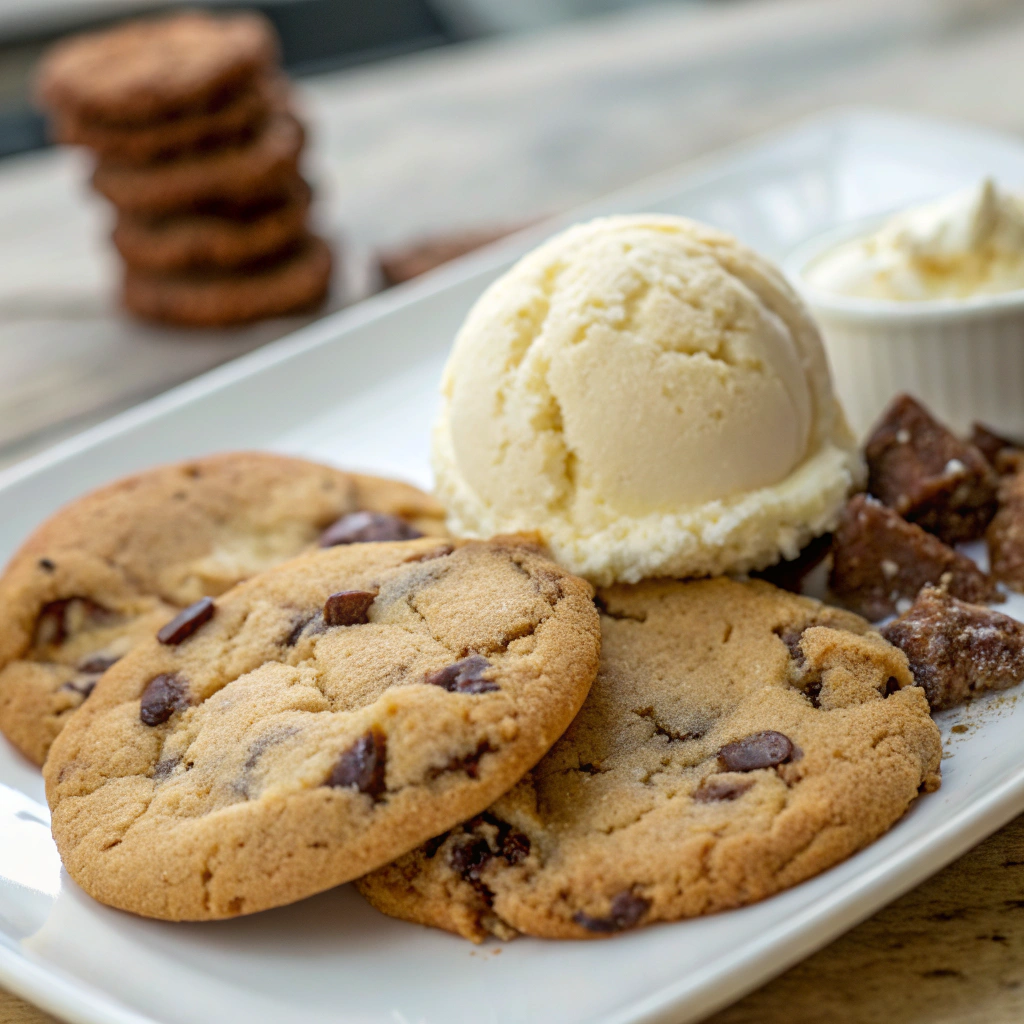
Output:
[{"xmin": 6, "ymin": 0, "xmax": 1024, "ymax": 1020}]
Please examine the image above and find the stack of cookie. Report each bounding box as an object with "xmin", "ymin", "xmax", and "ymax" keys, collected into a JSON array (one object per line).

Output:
[{"xmin": 35, "ymin": 11, "xmax": 332, "ymax": 327}]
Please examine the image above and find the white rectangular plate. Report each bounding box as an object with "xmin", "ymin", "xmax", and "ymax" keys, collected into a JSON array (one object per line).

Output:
[{"xmin": 3, "ymin": 108, "xmax": 1024, "ymax": 1024}]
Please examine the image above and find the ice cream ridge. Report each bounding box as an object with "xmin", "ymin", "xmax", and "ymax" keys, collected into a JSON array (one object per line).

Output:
[{"xmin": 433, "ymin": 214, "xmax": 864, "ymax": 585}]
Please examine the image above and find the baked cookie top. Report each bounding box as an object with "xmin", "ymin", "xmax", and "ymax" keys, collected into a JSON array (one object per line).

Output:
[
  {"xmin": 44, "ymin": 537, "xmax": 599, "ymax": 921},
  {"xmin": 357, "ymin": 577, "xmax": 942, "ymax": 941},
  {"xmin": 0, "ymin": 452, "xmax": 443, "ymax": 765},
  {"xmin": 35, "ymin": 11, "xmax": 277, "ymax": 124}
]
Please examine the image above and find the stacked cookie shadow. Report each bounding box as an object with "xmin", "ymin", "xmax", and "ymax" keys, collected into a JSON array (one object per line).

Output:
[{"xmin": 36, "ymin": 11, "xmax": 332, "ymax": 327}]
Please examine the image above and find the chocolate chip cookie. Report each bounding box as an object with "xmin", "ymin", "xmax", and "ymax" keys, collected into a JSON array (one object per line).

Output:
[
  {"xmin": 92, "ymin": 113, "xmax": 303, "ymax": 216},
  {"xmin": 357, "ymin": 577, "xmax": 941, "ymax": 941},
  {"xmin": 35, "ymin": 11, "xmax": 277, "ymax": 125},
  {"xmin": 0, "ymin": 452, "xmax": 444, "ymax": 766},
  {"xmin": 122, "ymin": 233, "xmax": 332, "ymax": 327},
  {"xmin": 44, "ymin": 537, "xmax": 600, "ymax": 921}
]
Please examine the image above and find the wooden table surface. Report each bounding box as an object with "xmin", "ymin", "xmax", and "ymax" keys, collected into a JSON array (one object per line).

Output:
[{"xmin": 6, "ymin": 0, "xmax": 1024, "ymax": 1020}]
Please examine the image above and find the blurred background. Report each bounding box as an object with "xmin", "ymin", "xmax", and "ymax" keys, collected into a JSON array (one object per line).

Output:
[{"xmin": 2, "ymin": 0, "xmax": 1024, "ymax": 469}]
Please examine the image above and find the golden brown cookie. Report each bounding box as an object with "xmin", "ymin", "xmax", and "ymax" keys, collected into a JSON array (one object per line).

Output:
[
  {"xmin": 357, "ymin": 577, "xmax": 941, "ymax": 941},
  {"xmin": 0, "ymin": 452, "xmax": 444, "ymax": 766},
  {"xmin": 121, "ymin": 233, "xmax": 332, "ymax": 327},
  {"xmin": 44, "ymin": 537, "xmax": 600, "ymax": 921},
  {"xmin": 113, "ymin": 178, "xmax": 311, "ymax": 272},
  {"xmin": 35, "ymin": 11, "xmax": 277, "ymax": 125},
  {"xmin": 51, "ymin": 75, "xmax": 283, "ymax": 165},
  {"xmin": 92, "ymin": 113, "xmax": 303, "ymax": 216}
]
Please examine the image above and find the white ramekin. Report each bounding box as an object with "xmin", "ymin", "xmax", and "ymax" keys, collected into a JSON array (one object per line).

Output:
[{"xmin": 784, "ymin": 226, "xmax": 1024, "ymax": 439}]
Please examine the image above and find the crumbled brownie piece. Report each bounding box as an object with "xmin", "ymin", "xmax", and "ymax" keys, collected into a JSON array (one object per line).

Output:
[
  {"xmin": 970, "ymin": 423, "xmax": 1021, "ymax": 469},
  {"xmin": 830, "ymin": 495, "xmax": 1001, "ymax": 620},
  {"xmin": 865, "ymin": 394, "xmax": 997, "ymax": 543},
  {"xmin": 988, "ymin": 460, "xmax": 1024, "ymax": 592},
  {"xmin": 751, "ymin": 532, "xmax": 833, "ymax": 594},
  {"xmin": 881, "ymin": 586, "xmax": 1024, "ymax": 710}
]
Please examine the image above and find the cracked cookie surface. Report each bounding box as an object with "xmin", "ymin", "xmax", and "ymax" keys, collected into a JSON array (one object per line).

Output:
[
  {"xmin": 0, "ymin": 452, "xmax": 444, "ymax": 765},
  {"xmin": 357, "ymin": 577, "xmax": 941, "ymax": 941},
  {"xmin": 44, "ymin": 537, "xmax": 599, "ymax": 921}
]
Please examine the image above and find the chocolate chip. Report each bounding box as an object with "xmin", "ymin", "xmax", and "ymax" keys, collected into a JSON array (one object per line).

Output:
[
  {"xmin": 775, "ymin": 627, "xmax": 806, "ymax": 665},
  {"xmin": 33, "ymin": 597, "xmax": 113, "ymax": 647},
  {"xmin": 449, "ymin": 835, "xmax": 493, "ymax": 887},
  {"xmin": 153, "ymin": 756, "xmax": 180, "ymax": 780},
  {"xmin": 284, "ymin": 614, "xmax": 313, "ymax": 646},
  {"xmin": 501, "ymin": 830, "xmax": 531, "ymax": 865},
  {"xmin": 77, "ymin": 653, "xmax": 120, "ymax": 674},
  {"xmin": 139, "ymin": 673, "xmax": 190, "ymax": 726},
  {"xmin": 319, "ymin": 511, "xmax": 423, "ymax": 547},
  {"xmin": 38, "ymin": 558, "xmax": 56, "ymax": 573},
  {"xmin": 33, "ymin": 600, "xmax": 71, "ymax": 646},
  {"xmin": 574, "ymin": 890, "xmax": 650, "ymax": 933},
  {"xmin": 60, "ymin": 678, "xmax": 97, "ymax": 699},
  {"xmin": 694, "ymin": 777, "xmax": 754, "ymax": 802},
  {"xmin": 327, "ymin": 727, "xmax": 387, "ymax": 798},
  {"xmin": 157, "ymin": 597, "xmax": 214, "ymax": 645},
  {"xmin": 323, "ymin": 589, "xmax": 377, "ymax": 627},
  {"xmin": 883, "ymin": 676, "xmax": 902, "ymax": 697},
  {"xmin": 718, "ymin": 731, "xmax": 794, "ymax": 772},
  {"xmin": 424, "ymin": 655, "xmax": 498, "ymax": 694}
]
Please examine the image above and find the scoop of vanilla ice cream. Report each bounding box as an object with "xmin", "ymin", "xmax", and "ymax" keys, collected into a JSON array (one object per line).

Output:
[{"xmin": 433, "ymin": 214, "xmax": 863, "ymax": 585}]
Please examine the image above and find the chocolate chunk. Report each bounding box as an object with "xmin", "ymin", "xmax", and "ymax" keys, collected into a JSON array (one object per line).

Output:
[
  {"xmin": 318, "ymin": 510, "xmax": 423, "ymax": 547},
  {"xmin": 33, "ymin": 597, "xmax": 116, "ymax": 647},
  {"xmin": 988, "ymin": 461, "xmax": 1024, "ymax": 592},
  {"xmin": 574, "ymin": 890, "xmax": 650, "ymax": 933},
  {"xmin": 775, "ymin": 627, "xmax": 806, "ymax": 664},
  {"xmin": 865, "ymin": 394, "xmax": 997, "ymax": 543},
  {"xmin": 883, "ymin": 676, "xmax": 901, "ymax": 697},
  {"xmin": 694, "ymin": 777, "xmax": 754, "ymax": 802},
  {"xmin": 753, "ymin": 533, "xmax": 834, "ymax": 594},
  {"xmin": 34, "ymin": 601, "xmax": 69, "ymax": 645},
  {"xmin": 77, "ymin": 653, "xmax": 121, "ymax": 674},
  {"xmin": 323, "ymin": 589, "xmax": 377, "ymax": 627},
  {"xmin": 500, "ymin": 829, "xmax": 531, "ymax": 865},
  {"xmin": 718, "ymin": 730, "xmax": 794, "ymax": 772},
  {"xmin": 971, "ymin": 423, "xmax": 1020, "ymax": 467},
  {"xmin": 60, "ymin": 678, "xmax": 97, "ymax": 699},
  {"xmin": 423, "ymin": 654, "xmax": 498, "ymax": 694},
  {"xmin": 327, "ymin": 727, "xmax": 387, "ymax": 798},
  {"xmin": 153, "ymin": 756, "xmax": 180, "ymax": 780},
  {"xmin": 882, "ymin": 586, "xmax": 1024, "ymax": 710},
  {"xmin": 830, "ymin": 495, "xmax": 1000, "ymax": 620},
  {"xmin": 447, "ymin": 813, "xmax": 530, "ymax": 889},
  {"xmin": 284, "ymin": 614, "xmax": 313, "ymax": 646},
  {"xmin": 449, "ymin": 835, "xmax": 494, "ymax": 890},
  {"xmin": 38, "ymin": 558, "xmax": 56, "ymax": 573},
  {"xmin": 139, "ymin": 673, "xmax": 190, "ymax": 726},
  {"xmin": 157, "ymin": 596, "xmax": 215, "ymax": 644}
]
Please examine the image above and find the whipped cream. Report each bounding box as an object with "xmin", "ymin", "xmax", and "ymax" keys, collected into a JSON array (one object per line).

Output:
[{"xmin": 804, "ymin": 179, "xmax": 1024, "ymax": 301}]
